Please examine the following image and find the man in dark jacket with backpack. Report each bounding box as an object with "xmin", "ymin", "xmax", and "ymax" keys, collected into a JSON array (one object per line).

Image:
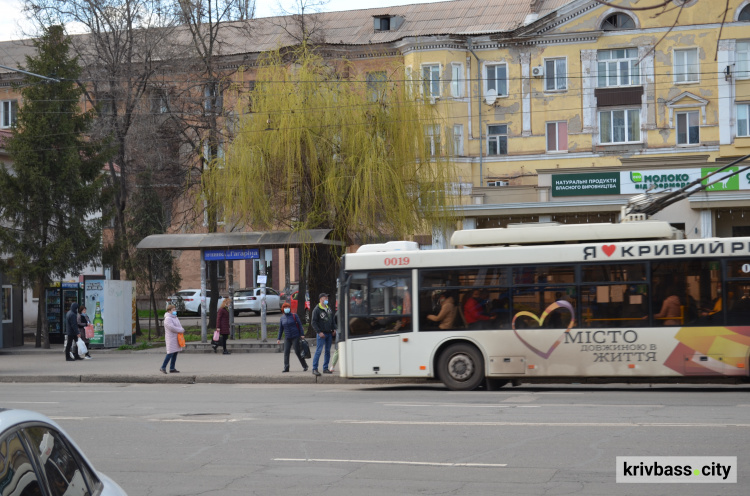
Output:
[{"xmin": 64, "ymin": 302, "xmax": 82, "ymax": 361}]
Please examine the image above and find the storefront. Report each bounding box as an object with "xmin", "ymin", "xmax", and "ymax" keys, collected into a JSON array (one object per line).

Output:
[{"xmin": 454, "ymin": 159, "xmax": 750, "ymax": 242}]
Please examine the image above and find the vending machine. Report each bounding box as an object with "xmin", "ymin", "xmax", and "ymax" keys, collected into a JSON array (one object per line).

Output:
[
  {"xmin": 83, "ymin": 280, "xmax": 135, "ymax": 348},
  {"xmin": 45, "ymin": 282, "xmax": 84, "ymax": 344}
]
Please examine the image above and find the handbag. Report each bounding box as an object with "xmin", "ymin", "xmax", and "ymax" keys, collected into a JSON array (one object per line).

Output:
[
  {"xmin": 177, "ymin": 333, "xmax": 186, "ymax": 348},
  {"xmin": 84, "ymin": 324, "xmax": 95, "ymax": 339},
  {"xmin": 299, "ymin": 338, "xmax": 312, "ymax": 359},
  {"xmin": 77, "ymin": 338, "xmax": 88, "ymax": 356},
  {"xmin": 213, "ymin": 330, "xmax": 220, "ymax": 342}
]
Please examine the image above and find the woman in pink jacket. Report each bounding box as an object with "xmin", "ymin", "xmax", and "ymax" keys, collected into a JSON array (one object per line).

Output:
[{"xmin": 160, "ymin": 304, "xmax": 185, "ymax": 374}]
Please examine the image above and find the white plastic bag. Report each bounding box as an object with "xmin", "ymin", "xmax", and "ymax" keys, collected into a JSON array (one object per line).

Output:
[{"xmin": 77, "ymin": 338, "xmax": 88, "ymax": 356}]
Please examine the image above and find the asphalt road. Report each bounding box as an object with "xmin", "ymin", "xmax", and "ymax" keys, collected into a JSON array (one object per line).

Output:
[{"xmin": 2, "ymin": 383, "xmax": 748, "ymax": 495}]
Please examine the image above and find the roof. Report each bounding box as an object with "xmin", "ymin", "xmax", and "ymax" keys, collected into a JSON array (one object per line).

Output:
[
  {"xmin": 450, "ymin": 221, "xmax": 678, "ymax": 246},
  {"xmin": 136, "ymin": 229, "xmax": 345, "ymax": 250},
  {"xmin": 0, "ymin": 0, "xmax": 575, "ymax": 73}
]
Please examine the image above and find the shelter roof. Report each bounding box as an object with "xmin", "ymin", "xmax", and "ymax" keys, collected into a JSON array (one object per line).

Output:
[{"xmin": 136, "ymin": 229, "xmax": 344, "ymax": 250}]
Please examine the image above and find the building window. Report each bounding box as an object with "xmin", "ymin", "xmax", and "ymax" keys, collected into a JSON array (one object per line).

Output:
[
  {"xmin": 737, "ymin": 41, "xmax": 749, "ymax": 79},
  {"xmin": 599, "ymin": 109, "xmax": 640, "ymax": 144},
  {"xmin": 1, "ymin": 100, "xmax": 18, "ymax": 128},
  {"xmin": 738, "ymin": 104, "xmax": 750, "ymax": 137},
  {"xmin": 739, "ymin": 5, "xmax": 750, "ymax": 21},
  {"xmin": 544, "ymin": 58, "xmax": 567, "ymax": 91},
  {"xmin": 452, "ymin": 124, "xmax": 463, "ymax": 156},
  {"xmin": 366, "ymin": 71, "xmax": 387, "ymax": 101},
  {"xmin": 485, "ymin": 64, "xmax": 508, "ymax": 96},
  {"xmin": 487, "ymin": 124, "xmax": 508, "ymax": 155},
  {"xmin": 674, "ymin": 48, "xmax": 699, "ymax": 83},
  {"xmin": 204, "ymin": 82, "xmax": 222, "ymax": 112},
  {"xmin": 676, "ymin": 111, "xmax": 699, "ymax": 145},
  {"xmin": 422, "ymin": 64, "xmax": 440, "ymax": 98},
  {"xmin": 601, "ymin": 13, "xmax": 636, "ymax": 30},
  {"xmin": 546, "ymin": 121, "xmax": 568, "ymax": 152},
  {"xmin": 151, "ymin": 89, "xmax": 169, "ymax": 114},
  {"xmin": 597, "ymin": 49, "xmax": 640, "ymax": 87},
  {"xmin": 425, "ymin": 125, "xmax": 441, "ymax": 156},
  {"xmin": 451, "ymin": 63, "xmax": 463, "ymax": 97}
]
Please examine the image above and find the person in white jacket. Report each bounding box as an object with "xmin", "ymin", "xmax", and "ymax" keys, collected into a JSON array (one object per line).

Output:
[{"xmin": 160, "ymin": 305, "xmax": 185, "ymax": 374}]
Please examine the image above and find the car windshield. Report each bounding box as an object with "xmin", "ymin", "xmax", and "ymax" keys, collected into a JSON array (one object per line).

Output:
[
  {"xmin": 235, "ymin": 290, "xmax": 254, "ymax": 297},
  {"xmin": 177, "ymin": 291, "xmax": 195, "ymax": 297}
]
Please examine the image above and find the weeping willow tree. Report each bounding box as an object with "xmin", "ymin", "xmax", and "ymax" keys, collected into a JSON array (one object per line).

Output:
[{"xmin": 203, "ymin": 45, "xmax": 458, "ymax": 314}]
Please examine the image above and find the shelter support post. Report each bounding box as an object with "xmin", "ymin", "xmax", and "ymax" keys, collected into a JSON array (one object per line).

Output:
[
  {"xmin": 228, "ymin": 260, "xmax": 235, "ymax": 339},
  {"xmin": 260, "ymin": 249, "xmax": 267, "ymax": 341},
  {"xmin": 201, "ymin": 250, "xmax": 207, "ymax": 343}
]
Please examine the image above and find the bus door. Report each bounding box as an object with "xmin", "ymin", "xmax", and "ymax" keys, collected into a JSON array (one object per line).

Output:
[{"xmin": 346, "ymin": 270, "xmax": 412, "ymax": 376}]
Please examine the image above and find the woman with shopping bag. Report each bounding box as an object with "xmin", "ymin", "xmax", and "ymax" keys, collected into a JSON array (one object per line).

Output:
[
  {"xmin": 276, "ymin": 303, "xmax": 308, "ymax": 372},
  {"xmin": 213, "ymin": 298, "xmax": 231, "ymax": 355},
  {"xmin": 160, "ymin": 304, "xmax": 185, "ymax": 374},
  {"xmin": 77, "ymin": 305, "xmax": 93, "ymax": 359}
]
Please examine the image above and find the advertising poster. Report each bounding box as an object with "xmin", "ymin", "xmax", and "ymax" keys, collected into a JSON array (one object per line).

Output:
[{"xmin": 84, "ymin": 280, "xmax": 105, "ymax": 345}]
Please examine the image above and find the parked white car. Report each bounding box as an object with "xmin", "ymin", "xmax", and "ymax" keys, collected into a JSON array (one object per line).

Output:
[
  {"xmin": 166, "ymin": 289, "xmax": 225, "ymax": 316},
  {"xmin": 0, "ymin": 408, "xmax": 128, "ymax": 495},
  {"xmin": 233, "ymin": 287, "xmax": 281, "ymax": 315}
]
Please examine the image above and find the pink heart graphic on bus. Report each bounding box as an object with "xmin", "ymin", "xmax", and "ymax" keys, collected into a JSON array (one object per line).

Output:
[
  {"xmin": 602, "ymin": 244, "xmax": 616, "ymax": 257},
  {"xmin": 512, "ymin": 300, "xmax": 576, "ymax": 360}
]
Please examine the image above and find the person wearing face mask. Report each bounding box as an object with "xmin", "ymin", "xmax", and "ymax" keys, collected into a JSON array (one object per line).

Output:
[
  {"xmin": 276, "ymin": 302, "xmax": 308, "ymax": 372},
  {"xmin": 160, "ymin": 304, "xmax": 185, "ymax": 374},
  {"xmin": 214, "ymin": 298, "xmax": 231, "ymax": 355},
  {"xmin": 77, "ymin": 305, "xmax": 93, "ymax": 359},
  {"xmin": 311, "ymin": 292, "xmax": 335, "ymax": 376}
]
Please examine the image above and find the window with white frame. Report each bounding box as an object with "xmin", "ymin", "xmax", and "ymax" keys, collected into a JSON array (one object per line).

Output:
[
  {"xmin": 597, "ymin": 48, "xmax": 640, "ymax": 87},
  {"xmin": 674, "ymin": 48, "xmax": 699, "ymax": 83},
  {"xmin": 485, "ymin": 64, "xmax": 508, "ymax": 96},
  {"xmin": 1, "ymin": 100, "xmax": 18, "ymax": 128},
  {"xmin": 738, "ymin": 104, "xmax": 750, "ymax": 137},
  {"xmin": 452, "ymin": 124, "xmax": 464, "ymax": 156},
  {"xmin": 451, "ymin": 63, "xmax": 463, "ymax": 97},
  {"xmin": 487, "ymin": 124, "xmax": 508, "ymax": 155},
  {"xmin": 366, "ymin": 71, "xmax": 387, "ymax": 101},
  {"xmin": 544, "ymin": 58, "xmax": 567, "ymax": 91},
  {"xmin": 546, "ymin": 121, "xmax": 568, "ymax": 152},
  {"xmin": 599, "ymin": 109, "xmax": 640, "ymax": 143},
  {"xmin": 737, "ymin": 41, "xmax": 749, "ymax": 79},
  {"xmin": 676, "ymin": 111, "xmax": 700, "ymax": 145},
  {"xmin": 405, "ymin": 66, "xmax": 414, "ymax": 97},
  {"xmin": 422, "ymin": 64, "xmax": 440, "ymax": 98},
  {"xmin": 425, "ymin": 125, "xmax": 441, "ymax": 156}
]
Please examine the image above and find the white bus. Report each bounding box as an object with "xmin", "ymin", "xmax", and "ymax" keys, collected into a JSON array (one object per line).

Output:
[{"xmin": 337, "ymin": 221, "xmax": 750, "ymax": 390}]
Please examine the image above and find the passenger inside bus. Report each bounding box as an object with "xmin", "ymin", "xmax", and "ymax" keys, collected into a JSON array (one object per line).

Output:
[{"xmin": 426, "ymin": 291, "xmax": 458, "ymax": 329}]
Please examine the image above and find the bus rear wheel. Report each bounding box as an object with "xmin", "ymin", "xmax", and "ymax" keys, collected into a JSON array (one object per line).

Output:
[{"xmin": 438, "ymin": 343, "xmax": 485, "ymax": 391}]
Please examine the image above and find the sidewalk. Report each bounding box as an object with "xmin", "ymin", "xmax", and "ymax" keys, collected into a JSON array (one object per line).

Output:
[{"xmin": 0, "ymin": 339, "xmax": 431, "ymax": 386}]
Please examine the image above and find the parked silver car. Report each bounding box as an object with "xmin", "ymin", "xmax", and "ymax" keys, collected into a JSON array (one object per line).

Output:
[
  {"xmin": 233, "ymin": 287, "xmax": 281, "ymax": 315},
  {"xmin": 166, "ymin": 289, "xmax": 225, "ymax": 316},
  {"xmin": 0, "ymin": 408, "xmax": 127, "ymax": 495}
]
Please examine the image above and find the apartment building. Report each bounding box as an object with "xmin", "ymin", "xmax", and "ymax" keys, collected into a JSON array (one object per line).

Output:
[{"xmin": 2, "ymin": 0, "xmax": 750, "ymax": 304}]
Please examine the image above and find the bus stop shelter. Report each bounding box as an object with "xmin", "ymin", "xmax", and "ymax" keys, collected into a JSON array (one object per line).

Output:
[{"xmin": 136, "ymin": 229, "xmax": 344, "ymax": 342}]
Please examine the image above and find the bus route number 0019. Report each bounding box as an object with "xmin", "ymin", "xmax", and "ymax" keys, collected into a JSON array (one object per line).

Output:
[{"xmin": 384, "ymin": 256, "xmax": 410, "ymax": 267}]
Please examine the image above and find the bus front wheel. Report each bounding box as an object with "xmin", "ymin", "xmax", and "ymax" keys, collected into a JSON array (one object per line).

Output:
[{"xmin": 438, "ymin": 344, "xmax": 485, "ymax": 391}]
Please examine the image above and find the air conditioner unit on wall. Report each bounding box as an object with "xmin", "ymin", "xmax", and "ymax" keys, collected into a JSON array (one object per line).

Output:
[{"xmin": 531, "ymin": 66, "xmax": 544, "ymax": 78}]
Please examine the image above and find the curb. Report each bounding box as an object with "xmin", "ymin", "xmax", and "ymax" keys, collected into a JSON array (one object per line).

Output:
[{"xmin": 0, "ymin": 374, "xmax": 435, "ymax": 386}]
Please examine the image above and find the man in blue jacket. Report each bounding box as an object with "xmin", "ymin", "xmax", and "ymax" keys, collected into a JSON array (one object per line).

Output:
[
  {"xmin": 64, "ymin": 302, "xmax": 82, "ymax": 361},
  {"xmin": 311, "ymin": 292, "xmax": 335, "ymax": 376}
]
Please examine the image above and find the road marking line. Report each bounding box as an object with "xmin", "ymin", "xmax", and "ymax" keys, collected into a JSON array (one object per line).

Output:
[
  {"xmin": 273, "ymin": 458, "xmax": 506, "ymax": 467},
  {"xmin": 146, "ymin": 418, "xmax": 252, "ymax": 423},
  {"xmin": 5, "ymin": 401, "xmax": 59, "ymax": 404},
  {"xmin": 382, "ymin": 402, "xmax": 662, "ymax": 409},
  {"xmin": 336, "ymin": 420, "xmax": 750, "ymax": 428}
]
